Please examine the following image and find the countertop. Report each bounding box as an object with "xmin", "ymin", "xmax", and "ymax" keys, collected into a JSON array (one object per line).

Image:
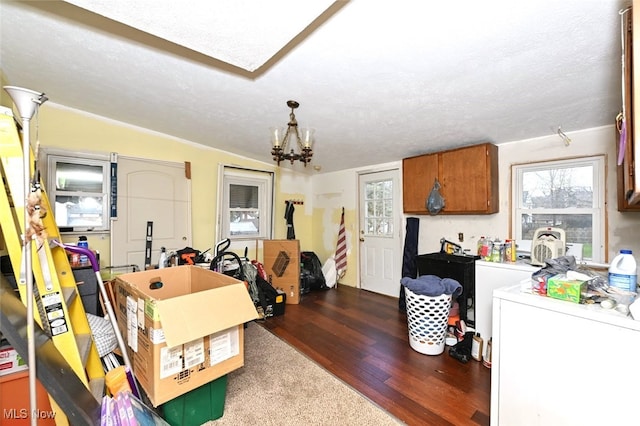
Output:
[
  {"xmin": 475, "ymin": 259, "xmax": 539, "ymax": 271},
  {"xmin": 494, "ymin": 283, "xmax": 640, "ymax": 331}
]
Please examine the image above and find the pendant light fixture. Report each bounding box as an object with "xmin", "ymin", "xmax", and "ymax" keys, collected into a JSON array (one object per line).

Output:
[{"xmin": 270, "ymin": 100, "xmax": 314, "ymax": 166}]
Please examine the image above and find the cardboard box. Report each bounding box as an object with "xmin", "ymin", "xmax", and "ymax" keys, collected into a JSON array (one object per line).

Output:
[
  {"xmin": 263, "ymin": 240, "xmax": 300, "ymax": 304},
  {"xmin": 0, "ymin": 345, "xmax": 28, "ymax": 377},
  {"xmin": 113, "ymin": 266, "xmax": 258, "ymax": 407},
  {"xmin": 547, "ymin": 274, "xmax": 587, "ymax": 303}
]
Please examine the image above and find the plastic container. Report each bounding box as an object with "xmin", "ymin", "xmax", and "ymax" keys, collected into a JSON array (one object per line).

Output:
[
  {"xmin": 471, "ymin": 333, "xmax": 484, "ymax": 361},
  {"xmin": 481, "ymin": 238, "xmax": 493, "ymax": 261},
  {"xmin": 161, "ymin": 375, "xmax": 227, "ymax": 426},
  {"xmin": 490, "ymin": 241, "xmax": 502, "ymax": 262},
  {"xmin": 78, "ymin": 235, "xmax": 89, "ymax": 265},
  {"xmin": 0, "ymin": 371, "xmax": 56, "ymax": 426},
  {"xmin": 105, "ymin": 365, "xmax": 133, "ymax": 396},
  {"xmin": 609, "ymin": 249, "xmax": 638, "ymax": 293},
  {"xmin": 404, "ymin": 287, "xmax": 452, "ymax": 355},
  {"xmin": 158, "ymin": 247, "xmax": 167, "ymax": 269},
  {"xmin": 477, "ymin": 236, "xmax": 485, "ymax": 256},
  {"xmin": 483, "ymin": 337, "xmax": 492, "ymax": 368}
]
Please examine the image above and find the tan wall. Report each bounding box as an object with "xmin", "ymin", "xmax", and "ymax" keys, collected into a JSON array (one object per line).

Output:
[
  {"xmin": 28, "ymin": 103, "xmax": 313, "ymax": 267},
  {"xmin": 6, "ymin": 90, "xmax": 638, "ymax": 293},
  {"xmin": 309, "ymin": 126, "xmax": 640, "ymax": 291}
]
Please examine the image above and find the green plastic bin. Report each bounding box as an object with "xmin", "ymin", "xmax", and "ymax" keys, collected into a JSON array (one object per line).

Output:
[{"xmin": 161, "ymin": 375, "xmax": 227, "ymax": 426}]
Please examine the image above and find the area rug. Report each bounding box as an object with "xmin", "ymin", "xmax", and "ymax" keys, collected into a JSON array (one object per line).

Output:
[{"xmin": 206, "ymin": 321, "xmax": 403, "ymax": 425}]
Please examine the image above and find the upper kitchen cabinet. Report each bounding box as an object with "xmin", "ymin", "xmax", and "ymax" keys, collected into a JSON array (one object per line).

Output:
[
  {"xmin": 618, "ymin": 2, "xmax": 640, "ymax": 211},
  {"xmin": 403, "ymin": 142, "xmax": 499, "ymax": 214},
  {"xmin": 403, "ymin": 151, "xmax": 438, "ymax": 214}
]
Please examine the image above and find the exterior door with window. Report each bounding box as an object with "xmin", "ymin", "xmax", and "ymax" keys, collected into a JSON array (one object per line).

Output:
[{"xmin": 358, "ymin": 169, "xmax": 401, "ymax": 297}]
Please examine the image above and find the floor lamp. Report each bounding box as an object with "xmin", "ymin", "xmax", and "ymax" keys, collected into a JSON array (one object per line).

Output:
[{"xmin": 3, "ymin": 86, "xmax": 48, "ymax": 426}]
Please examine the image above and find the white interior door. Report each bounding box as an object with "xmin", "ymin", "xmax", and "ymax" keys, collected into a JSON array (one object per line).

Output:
[
  {"xmin": 358, "ymin": 169, "xmax": 402, "ymax": 297},
  {"xmin": 110, "ymin": 157, "xmax": 191, "ymax": 269}
]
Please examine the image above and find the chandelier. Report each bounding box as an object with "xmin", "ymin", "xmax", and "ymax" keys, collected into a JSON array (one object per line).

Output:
[{"xmin": 270, "ymin": 100, "xmax": 314, "ymax": 166}]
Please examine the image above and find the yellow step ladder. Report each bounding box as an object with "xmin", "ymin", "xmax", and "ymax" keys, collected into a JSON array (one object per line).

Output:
[{"xmin": 0, "ymin": 95, "xmax": 104, "ymax": 424}]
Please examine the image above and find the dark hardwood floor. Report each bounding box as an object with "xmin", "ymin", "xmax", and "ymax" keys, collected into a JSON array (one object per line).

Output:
[{"xmin": 260, "ymin": 285, "xmax": 491, "ymax": 426}]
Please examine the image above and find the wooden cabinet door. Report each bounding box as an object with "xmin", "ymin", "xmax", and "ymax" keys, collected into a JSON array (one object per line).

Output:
[
  {"xmin": 402, "ymin": 143, "xmax": 498, "ymax": 214},
  {"xmin": 619, "ymin": 4, "xmax": 640, "ymax": 210},
  {"xmin": 402, "ymin": 153, "xmax": 438, "ymax": 214},
  {"xmin": 440, "ymin": 143, "xmax": 499, "ymax": 214}
]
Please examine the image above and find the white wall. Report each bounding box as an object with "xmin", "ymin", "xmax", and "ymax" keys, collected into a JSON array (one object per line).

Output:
[
  {"xmin": 313, "ymin": 125, "xmax": 640, "ymax": 284},
  {"xmin": 310, "ymin": 161, "xmax": 400, "ymax": 287},
  {"xmin": 416, "ymin": 125, "xmax": 640, "ymax": 261}
]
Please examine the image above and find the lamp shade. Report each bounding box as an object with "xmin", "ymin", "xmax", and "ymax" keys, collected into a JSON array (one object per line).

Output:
[
  {"xmin": 301, "ymin": 128, "xmax": 315, "ymax": 148},
  {"xmin": 270, "ymin": 127, "xmax": 284, "ymax": 147},
  {"xmin": 3, "ymin": 86, "xmax": 48, "ymax": 120}
]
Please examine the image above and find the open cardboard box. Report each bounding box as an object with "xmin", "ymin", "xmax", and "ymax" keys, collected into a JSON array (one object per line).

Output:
[{"xmin": 113, "ymin": 266, "xmax": 258, "ymax": 406}]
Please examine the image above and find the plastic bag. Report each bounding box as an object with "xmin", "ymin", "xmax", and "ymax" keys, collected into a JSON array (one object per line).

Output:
[
  {"xmin": 300, "ymin": 251, "xmax": 327, "ymax": 291},
  {"xmin": 426, "ymin": 178, "xmax": 445, "ymax": 215},
  {"xmin": 322, "ymin": 255, "xmax": 338, "ymax": 288}
]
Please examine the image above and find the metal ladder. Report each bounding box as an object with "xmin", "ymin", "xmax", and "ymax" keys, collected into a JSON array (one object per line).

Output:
[{"xmin": 0, "ymin": 105, "xmax": 105, "ymax": 425}]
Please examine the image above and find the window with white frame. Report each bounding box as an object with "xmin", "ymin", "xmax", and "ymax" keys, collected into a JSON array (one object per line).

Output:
[
  {"xmin": 512, "ymin": 156, "xmax": 605, "ymax": 262},
  {"xmin": 220, "ymin": 167, "xmax": 273, "ymax": 240},
  {"xmin": 46, "ymin": 153, "xmax": 110, "ymax": 232}
]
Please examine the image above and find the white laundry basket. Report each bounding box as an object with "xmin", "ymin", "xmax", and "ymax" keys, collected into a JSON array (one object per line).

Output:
[{"xmin": 404, "ymin": 287, "xmax": 452, "ymax": 355}]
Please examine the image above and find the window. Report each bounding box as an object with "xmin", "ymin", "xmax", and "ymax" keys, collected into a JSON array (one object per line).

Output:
[
  {"xmin": 46, "ymin": 153, "xmax": 110, "ymax": 232},
  {"xmin": 512, "ymin": 156, "xmax": 605, "ymax": 262},
  {"xmin": 220, "ymin": 167, "xmax": 273, "ymax": 240},
  {"xmin": 363, "ymin": 178, "xmax": 394, "ymax": 237}
]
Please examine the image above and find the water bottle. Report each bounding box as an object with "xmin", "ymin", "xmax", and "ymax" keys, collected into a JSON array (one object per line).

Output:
[
  {"xmin": 78, "ymin": 236, "xmax": 89, "ymax": 265},
  {"xmin": 158, "ymin": 247, "xmax": 167, "ymax": 269},
  {"xmin": 608, "ymin": 249, "xmax": 638, "ymax": 293}
]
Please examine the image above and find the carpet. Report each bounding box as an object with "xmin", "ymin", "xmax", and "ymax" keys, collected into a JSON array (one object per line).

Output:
[{"xmin": 205, "ymin": 321, "xmax": 403, "ymax": 425}]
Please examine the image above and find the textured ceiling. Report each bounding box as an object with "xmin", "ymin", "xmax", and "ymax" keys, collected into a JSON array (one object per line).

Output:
[
  {"xmin": 62, "ymin": 0, "xmax": 337, "ymax": 72},
  {"xmin": 0, "ymin": 0, "xmax": 630, "ymax": 173}
]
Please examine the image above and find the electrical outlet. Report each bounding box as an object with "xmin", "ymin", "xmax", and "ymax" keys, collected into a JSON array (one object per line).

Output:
[{"xmin": 458, "ymin": 232, "xmax": 464, "ymax": 242}]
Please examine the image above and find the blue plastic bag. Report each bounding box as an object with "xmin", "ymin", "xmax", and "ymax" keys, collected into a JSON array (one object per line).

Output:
[{"xmin": 426, "ymin": 178, "xmax": 445, "ymax": 215}]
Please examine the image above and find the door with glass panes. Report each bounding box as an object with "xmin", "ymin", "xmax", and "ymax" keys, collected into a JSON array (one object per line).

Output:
[{"xmin": 358, "ymin": 169, "xmax": 401, "ymax": 297}]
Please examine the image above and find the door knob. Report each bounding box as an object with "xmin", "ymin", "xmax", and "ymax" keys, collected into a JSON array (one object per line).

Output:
[{"xmin": 359, "ymin": 237, "xmax": 365, "ymax": 242}]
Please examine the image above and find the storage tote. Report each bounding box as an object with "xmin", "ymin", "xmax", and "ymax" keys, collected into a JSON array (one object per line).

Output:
[{"xmin": 161, "ymin": 374, "xmax": 227, "ymax": 425}]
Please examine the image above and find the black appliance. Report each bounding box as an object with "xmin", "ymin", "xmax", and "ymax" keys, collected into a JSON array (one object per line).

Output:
[{"xmin": 415, "ymin": 252, "xmax": 478, "ymax": 326}]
